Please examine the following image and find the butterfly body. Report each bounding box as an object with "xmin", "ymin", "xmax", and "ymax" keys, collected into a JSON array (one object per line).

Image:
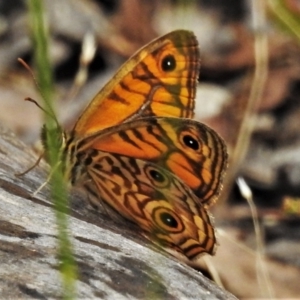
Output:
[{"xmin": 44, "ymin": 30, "xmax": 228, "ymax": 261}]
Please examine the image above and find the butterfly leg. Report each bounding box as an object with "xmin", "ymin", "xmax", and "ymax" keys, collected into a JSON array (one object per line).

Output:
[
  {"xmin": 15, "ymin": 151, "xmax": 45, "ymax": 177},
  {"xmin": 31, "ymin": 161, "xmax": 61, "ymax": 197}
]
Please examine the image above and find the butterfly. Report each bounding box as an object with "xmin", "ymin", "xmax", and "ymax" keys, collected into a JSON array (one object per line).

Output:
[{"xmin": 41, "ymin": 30, "xmax": 228, "ymax": 261}]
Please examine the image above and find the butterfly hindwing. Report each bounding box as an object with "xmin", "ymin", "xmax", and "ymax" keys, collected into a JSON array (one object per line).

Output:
[
  {"xmin": 79, "ymin": 150, "xmax": 216, "ymax": 260},
  {"xmin": 73, "ymin": 117, "xmax": 228, "ymax": 205}
]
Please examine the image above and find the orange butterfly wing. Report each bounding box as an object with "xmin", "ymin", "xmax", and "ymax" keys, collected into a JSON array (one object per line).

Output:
[
  {"xmin": 73, "ymin": 30, "xmax": 200, "ymax": 136},
  {"xmin": 76, "ymin": 117, "xmax": 228, "ymax": 205}
]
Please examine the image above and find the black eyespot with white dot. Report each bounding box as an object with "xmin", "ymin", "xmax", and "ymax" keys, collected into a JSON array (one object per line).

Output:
[
  {"xmin": 183, "ymin": 134, "xmax": 199, "ymax": 151},
  {"xmin": 160, "ymin": 212, "xmax": 178, "ymax": 228},
  {"xmin": 145, "ymin": 165, "xmax": 169, "ymax": 188},
  {"xmin": 161, "ymin": 54, "xmax": 176, "ymax": 72},
  {"xmin": 152, "ymin": 207, "xmax": 184, "ymax": 233},
  {"xmin": 149, "ymin": 169, "xmax": 165, "ymax": 183}
]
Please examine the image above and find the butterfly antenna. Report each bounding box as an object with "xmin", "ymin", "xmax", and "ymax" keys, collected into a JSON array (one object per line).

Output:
[
  {"xmin": 18, "ymin": 58, "xmax": 39, "ymax": 85},
  {"xmin": 24, "ymin": 97, "xmax": 57, "ymax": 122},
  {"xmin": 18, "ymin": 58, "xmax": 60, "ymax": 128}
]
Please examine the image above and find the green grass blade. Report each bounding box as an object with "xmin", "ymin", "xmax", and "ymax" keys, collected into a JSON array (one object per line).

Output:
[{"xmin": 27, "ymin": 1, "xmax": 77, "ymax": 299}]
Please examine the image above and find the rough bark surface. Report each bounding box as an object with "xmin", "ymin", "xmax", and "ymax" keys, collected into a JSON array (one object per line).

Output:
[{"xmin": 0, "ymin": 126, "xmax": 237, "ymax": 299}]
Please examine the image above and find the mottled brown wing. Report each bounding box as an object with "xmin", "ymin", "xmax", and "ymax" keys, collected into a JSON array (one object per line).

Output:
[{"xmin": 80, "ymin": 150, "xmax": 216, "ymax": 260}]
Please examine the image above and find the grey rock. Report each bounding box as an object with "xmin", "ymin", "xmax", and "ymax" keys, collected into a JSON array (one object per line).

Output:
[{"xmin": 0, "ymin": 126, "xmax": 237, "ymax": 299}]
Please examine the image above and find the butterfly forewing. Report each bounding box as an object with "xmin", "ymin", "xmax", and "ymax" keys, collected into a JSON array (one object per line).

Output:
[{"xmin": 73, "ymin": 30, "xmax": 200, "ymax": 136}]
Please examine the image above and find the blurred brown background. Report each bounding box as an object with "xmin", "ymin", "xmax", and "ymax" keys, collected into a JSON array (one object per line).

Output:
[{"xmin": 0, "ymin": 0, "xmax": 300, "ymax": 298}]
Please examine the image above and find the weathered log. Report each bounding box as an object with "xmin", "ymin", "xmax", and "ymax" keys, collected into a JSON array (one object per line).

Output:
[{"xmin": 0, "ymin": 126, "xmax": 237, "ymax": 299}]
